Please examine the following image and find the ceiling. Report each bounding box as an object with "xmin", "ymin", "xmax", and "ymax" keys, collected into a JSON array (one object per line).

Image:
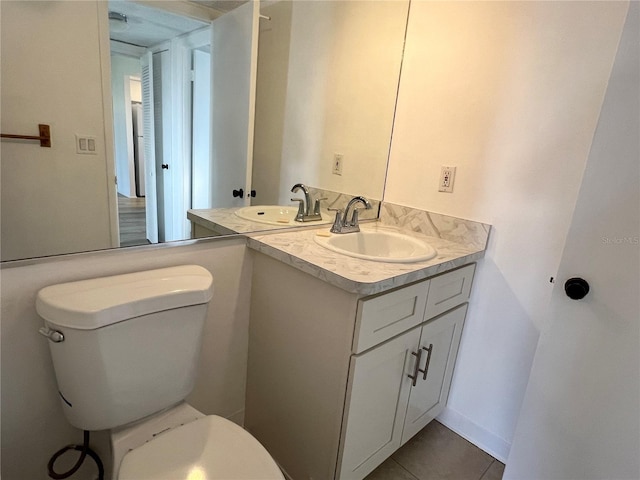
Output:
[
  {"xmin": 107, "ymin": 1, "xmax": 244, "ymax": 48},
  {"xmin": 191, "ymin": 1, "xmax": 247, "ymax": 12}
]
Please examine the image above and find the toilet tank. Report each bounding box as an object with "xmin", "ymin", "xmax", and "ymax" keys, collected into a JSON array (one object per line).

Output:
[{"xmin": 36, "ymin": 265, "xmax": 214, "ymax": 431}]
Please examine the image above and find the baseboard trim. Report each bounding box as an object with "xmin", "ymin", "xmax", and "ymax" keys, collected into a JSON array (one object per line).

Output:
[
  {"xmin": 227, "ymin": 408, "xmax": 245, "ymax": 427},
  {"xmin": 437, "ymin": 407, "xmax": 510, "ymax": 463}
]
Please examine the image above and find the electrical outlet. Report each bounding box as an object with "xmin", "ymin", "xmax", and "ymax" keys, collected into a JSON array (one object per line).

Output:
[
  {"xmin": 332, "ymin": 153, "xmax": 343, "ymax": 176},
  {"xmin": 438, "ymin": 165, "xmax": 456, "ymax": 192}
]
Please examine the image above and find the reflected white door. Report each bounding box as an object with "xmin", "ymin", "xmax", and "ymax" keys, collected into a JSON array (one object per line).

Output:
[
  {"xmin": 191, "ymin": 47, "xmax": 212, "ymax": 209},
  {"xmin": 153, "ymin": 49, "xmax": 174, "ymax": 242},
  {"xmin": 141, "ymin": 52, "xmax": 158, "ymax": 244},
  {"xmin": 210, "ymin": 0, "xmax": 259, "ymax": 208},
  {"xmin": 505, "ymin": 5, "xmax": 639, "ymax": 479}
]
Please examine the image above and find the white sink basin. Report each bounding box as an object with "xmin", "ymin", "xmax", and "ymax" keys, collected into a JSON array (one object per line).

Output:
[
  {"xmin": 314, "ymin": 229, "xmax": 437, "ymax": 263},
  {"xmin": 235, "ymin": 205, "xmax": 300, "ymax": 225}
]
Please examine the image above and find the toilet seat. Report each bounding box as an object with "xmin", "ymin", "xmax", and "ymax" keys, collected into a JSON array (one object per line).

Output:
[{"xmin": 118, "ymin": 415, "xmax": 284, "ymax": 480}]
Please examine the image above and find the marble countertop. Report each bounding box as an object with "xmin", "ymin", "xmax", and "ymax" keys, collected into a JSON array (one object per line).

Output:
[
  {"xmin": 188, "ymin": 207, "xmax": 334, "ymax": 235},
  {"xmin": 247, "ymin": 222, "xmax": 486, "ymax": 296}
]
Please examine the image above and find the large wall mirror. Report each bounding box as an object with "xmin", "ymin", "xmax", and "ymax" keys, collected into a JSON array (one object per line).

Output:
[{"xmin": 0, "ymin": 0, "xmax": 409, "ymax": 262}]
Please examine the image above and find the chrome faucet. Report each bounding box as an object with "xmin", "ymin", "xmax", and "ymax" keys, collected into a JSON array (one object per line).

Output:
[
  {"xmin": 290, "ymin": 183, "xmax": 325, "ymax": 222},
  {"xmin": 330, "ymin": 196, "xmax": 372, "ymax": 234}
]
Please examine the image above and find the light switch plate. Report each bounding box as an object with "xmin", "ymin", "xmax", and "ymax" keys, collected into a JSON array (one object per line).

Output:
[{"xmin": 76, "ymin": 135, "xmax": 97, "ymax": 155}]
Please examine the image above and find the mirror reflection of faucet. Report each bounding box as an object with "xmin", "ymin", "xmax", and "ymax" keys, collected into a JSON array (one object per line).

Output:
[
  {"xmin": 329, "ymin": 196, "xmax": 372, "ymax": 234},
  {"xmin": 290, "ymin": 183, "xmax": 326, "ymax": 222}
]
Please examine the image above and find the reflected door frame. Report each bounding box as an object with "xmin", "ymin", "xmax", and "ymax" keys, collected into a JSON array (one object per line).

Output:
[
  {"xmin": 97, "ymin": 1, "xmax": 120, "ymax": 247},
  {"xmin": 174, "ymin": 27, "xmax": 213, "ymax": 229}
]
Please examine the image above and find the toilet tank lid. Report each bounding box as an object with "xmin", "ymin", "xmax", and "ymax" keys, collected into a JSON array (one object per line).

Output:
[{"xmin": 36, "ymin": 265, "xmax": 213, "ymax": 330}]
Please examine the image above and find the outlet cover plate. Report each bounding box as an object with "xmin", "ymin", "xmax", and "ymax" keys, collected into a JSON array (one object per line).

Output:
[
  {"xmin": 439, "ymin": 165, "xmax": 456, "ymax": 193},
  {"xmin": 332, "ymin": 153, "xmax": 343, "ymax": 176}
]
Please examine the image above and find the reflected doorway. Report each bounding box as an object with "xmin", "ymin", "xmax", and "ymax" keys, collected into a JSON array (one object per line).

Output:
[
  {"xmin": 108, "ymin": 2, "xmax": 211, "ymax": 246},
  {"xmin": 117, "ymin": 75, "xmax": 148, "ymax": 247}
]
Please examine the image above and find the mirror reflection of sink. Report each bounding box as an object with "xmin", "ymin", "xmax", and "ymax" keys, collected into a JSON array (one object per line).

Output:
[
  {"xmin": 314, "ymin": 229, "xmax": 437, "ymax": 263},
  {"xmin": 235, "ymin": 205, "xmax": 301, "ymax": 225}
]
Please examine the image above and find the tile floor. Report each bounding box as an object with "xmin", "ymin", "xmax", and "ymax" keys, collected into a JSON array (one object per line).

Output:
[
  {"xmin": 117, "ymin": 194, "xmax": 148, "ymax": 247},
  {"xmin": 365, "ymin": 421, "xmax": 505, "ymax": 480}
]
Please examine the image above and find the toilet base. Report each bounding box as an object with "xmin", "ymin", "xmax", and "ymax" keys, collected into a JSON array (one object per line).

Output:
[{"xmin": 110, "ymin": 402, "xmax": 204, "ymax": 480}]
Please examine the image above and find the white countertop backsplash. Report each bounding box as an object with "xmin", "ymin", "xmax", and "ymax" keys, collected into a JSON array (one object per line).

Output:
[{"xmin": 379, "ymin": 203, "xmax": 491, "ymax": 252}]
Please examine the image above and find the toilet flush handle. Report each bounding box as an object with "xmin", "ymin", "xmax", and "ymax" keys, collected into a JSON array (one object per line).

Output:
[{"xmin": 39, "ymin": 326, "xmax": 64, "ymax": 343}]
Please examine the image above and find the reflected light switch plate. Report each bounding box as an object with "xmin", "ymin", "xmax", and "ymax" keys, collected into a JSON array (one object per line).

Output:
[{"xmin": 76, "ymin": 135, "xmax": 97, "ymax": 155}]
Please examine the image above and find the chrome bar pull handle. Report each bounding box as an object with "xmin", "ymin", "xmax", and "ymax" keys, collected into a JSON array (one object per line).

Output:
[
  {"xmin": 407, "ymin": 348, "xmax": 423, "ymax": 387},
  {"xmin": 38, "ymin": 326, "xmax": 64, "ymax": 343},
  {"xmin": 419, "ymin": 344, "xmax": 433, "ymax": 380}
]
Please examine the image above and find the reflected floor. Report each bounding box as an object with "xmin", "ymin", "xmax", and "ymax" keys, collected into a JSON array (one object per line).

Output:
[
  {"xmin": 365, "ymin": 421, "xmax": 504, "ymax": 480},
  {"xmin": 117, "ymin": 194, "xmax": 148, "ymax": 247}
]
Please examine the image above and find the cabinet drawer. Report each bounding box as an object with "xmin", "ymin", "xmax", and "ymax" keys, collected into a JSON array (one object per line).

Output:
[
  {"xmin": 424, "ymin": 264, "xmax": 475, "ymax": 320},
  {"xmin": 353, "ymin": 280, "xmax": 428, "ymax": 354}
]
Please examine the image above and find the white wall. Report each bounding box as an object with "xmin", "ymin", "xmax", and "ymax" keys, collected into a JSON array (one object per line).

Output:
[
  {"xmin": 252, "ymin": 1, "xmax": 293, "ymax": 205},
  {"xmin": 384, "ymin": 1, "xmax": 629, "ymax": 460},
  {"xmin": 505, "ymin": 4, "xmax": 639, "ymax": 477},
  {"xmin": 0, "ymin": 1, "xmax": 115, "ymax": 261},
  {"xmin": 0, "ymin": 2, "xmax": 633, "ymax": 477},
  {"xmin": 275, "ymin": 1, "xmax": 408, "ymax": 204},
  {"xmin": 130, "ymin": 77, "xmax": 142, "ymax": 103},
  {"xmin": 0, "ymin": 238, "xmax": 252, "ymax": 480},
  {"xmin": 111, "ymin": 53, "xmax": 142, "ymax": 198}
]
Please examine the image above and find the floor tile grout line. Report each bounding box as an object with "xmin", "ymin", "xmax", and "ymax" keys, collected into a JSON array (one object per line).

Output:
[
  {"xmin": 434, "ymin": 420, "xmax": 503, "ymax": 477},
  {"xmin": 366, "ymin": 421, "xmax": 506, "ymax": 479},
  {"xmin": 477, "ymin": 459, "xmax": 496, "ymax": 480},
  {"xmin": 390, "ymin": 457, "xmax": 421, "ymax": 480},
  {"xmin": 434, "ymin": 419, "xmax": 495, "ymax": 460}
]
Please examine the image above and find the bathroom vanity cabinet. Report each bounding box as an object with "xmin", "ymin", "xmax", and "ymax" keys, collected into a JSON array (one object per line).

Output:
[
  {"xmin": 188, "ymin": 211, "xmax": 237, "ymax": 237},
  {"xmin": 246, "ymin": 253, "xmax": 475, "ymax": 480},
  {"xmin": 192, "ymin": 223, "xmax": 228, "ymax": 238}
]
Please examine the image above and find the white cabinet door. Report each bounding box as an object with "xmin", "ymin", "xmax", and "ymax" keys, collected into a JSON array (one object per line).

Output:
[
  {"xmin": 338, "ymin": 326, "xmax": 421, "ymax": 480},
  {"xmin": 401, "ymin": 304, "xmax": 467, "ymax": 445}
]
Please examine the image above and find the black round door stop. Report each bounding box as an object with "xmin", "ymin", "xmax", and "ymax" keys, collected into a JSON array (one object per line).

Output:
[{"xmin": 564, "ymin": 277, "xmax": 590, "ymax": 300}]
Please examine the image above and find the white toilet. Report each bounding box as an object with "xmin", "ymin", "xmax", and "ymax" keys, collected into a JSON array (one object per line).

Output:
[{"xmin": 36, "ymin": 265, "xmax": 284, "ymax": 480}]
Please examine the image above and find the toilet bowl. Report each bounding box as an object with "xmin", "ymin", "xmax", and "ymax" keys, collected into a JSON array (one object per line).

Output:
[
  {"xmin": 112, "ymin": 403, "xmax": 283, "ymax": 480},
  {"xmin": 36, "ymin": 265, "xmax": 284, "ymax": 480}
]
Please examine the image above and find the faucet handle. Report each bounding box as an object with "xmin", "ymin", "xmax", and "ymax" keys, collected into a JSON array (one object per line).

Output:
[
  {"xmin": 313, "ymin": 197, "xmax": 328, "ymax": 215},
  {"xmin": 290, "ymin": 198, "xmax": 305, "ymax": 219},
  {"xmin": 328, "ymin": 208, "xmax": 343, "ymax": 233},
  {"xmin": 350, "ymin": 208, "xmax": 360, "ymax": 226}
]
